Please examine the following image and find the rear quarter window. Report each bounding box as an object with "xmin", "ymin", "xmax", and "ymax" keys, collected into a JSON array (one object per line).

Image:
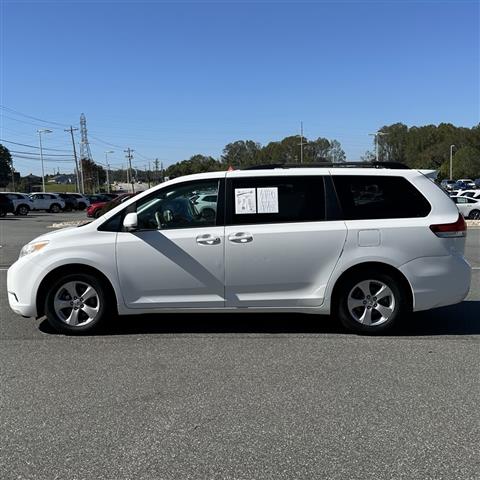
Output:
[{"xmin": 332, "ymin": 175, "xmax": 431, "ymax": 220}]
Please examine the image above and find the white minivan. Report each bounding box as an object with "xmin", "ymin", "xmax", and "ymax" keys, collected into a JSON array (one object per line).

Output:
[{"xmin": 7, "ymin": 164, "xmax": 471, "ymax": 334}]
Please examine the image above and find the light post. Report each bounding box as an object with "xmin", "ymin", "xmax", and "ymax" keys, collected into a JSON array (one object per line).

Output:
[
  {"xmin": 449, "ymin": 145, "xmax": 455, "ymax": 180},
  {"xmin": 369, "ymin": 131, "xmax": 387, "ymax": 162},
  {"xmin": 37, "ymin": 129, "xmax": 52, "ymax": 192},
  {"xmin": 105, "ymin": 151, "xmax": 114, "ymax": 193}
]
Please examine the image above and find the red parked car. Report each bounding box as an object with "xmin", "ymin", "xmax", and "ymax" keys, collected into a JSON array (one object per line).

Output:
[{"xmin": 86, "ymin": 193, "xmax": 136, "ymax": 218}]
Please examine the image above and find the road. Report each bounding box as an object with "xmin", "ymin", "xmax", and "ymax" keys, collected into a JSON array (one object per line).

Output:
[{"xmin": 1, "ymin": 213, "xmax": 479, "ymax": 479}]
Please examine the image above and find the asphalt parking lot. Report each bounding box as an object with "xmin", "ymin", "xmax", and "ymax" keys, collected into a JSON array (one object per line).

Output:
[{"xmin": 1, "ymin": 212, "xmax": 479, "ymax": 479}]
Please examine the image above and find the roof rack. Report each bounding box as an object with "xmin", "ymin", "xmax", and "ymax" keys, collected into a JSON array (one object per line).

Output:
[{"xmin": 243, "ymin": 161, "xmax": 410, "ymax": 170}]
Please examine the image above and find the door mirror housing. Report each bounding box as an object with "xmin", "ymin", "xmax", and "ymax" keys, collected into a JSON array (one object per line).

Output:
[{"xmin": 123, "ymin": 212, "xmax": 138, "ymax": 231}]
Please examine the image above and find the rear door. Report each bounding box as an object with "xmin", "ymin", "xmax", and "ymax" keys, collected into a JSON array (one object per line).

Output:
[{"xmin": 224, "ymin": 173, "xmax": 347, "ymax": 308}]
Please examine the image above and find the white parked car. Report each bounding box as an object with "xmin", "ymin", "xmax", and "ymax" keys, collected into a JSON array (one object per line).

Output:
[
  {"xmin": 8, "ymin": 164, "xmax": 471, "ymax": 335},
  {"xmin": 457, "ymin": 190, "xmax": 480, "ymax": 199},
  {"xmin": 451, "ymin": 195, "xmax": 480, "ymax": 219},
  {"xmin": 192, "ymin": 193, "xmax": 218, "ymax": 219},
  {"xmin": 29, "ymin": 193, "xmax": 66, "ymax": 213},
  {"xmin": 4, "ymin": 193, "xmax": 34, "ymax": 215}
]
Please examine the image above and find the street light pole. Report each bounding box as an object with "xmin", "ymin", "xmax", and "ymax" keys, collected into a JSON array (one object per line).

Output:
[
  {"xmin": 369, "ymin": 131, "xmax": 387, "ymax": 162},
  {"xmin": 105, "ymin": 151, "xmax": 114, "ymax": 193},
  {"xmin": 37, "ymin": 129, "xmax": 52, "ymax": 192},
  {"xmin": 450, "ymin": 145, "xmax": 455, "ymax": 180}
]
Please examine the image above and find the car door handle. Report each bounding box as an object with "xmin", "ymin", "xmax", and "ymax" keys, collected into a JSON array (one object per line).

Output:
[
  {"xmin": 228, "ymin": 232, "xmax": 253, "ymax": 244},
  {"xmin": 196, "ymin": 234, "xmax": 221, "ymax": 246}
]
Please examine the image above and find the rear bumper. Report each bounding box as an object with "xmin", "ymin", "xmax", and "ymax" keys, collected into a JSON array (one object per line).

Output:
[{"xmin": 399, "ymin": 255, "xmax": 471, "ymax": 311}]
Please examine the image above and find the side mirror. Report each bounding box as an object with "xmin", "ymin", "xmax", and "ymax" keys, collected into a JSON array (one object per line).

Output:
[{"xmin": 123, "ymin": 212, "xmax": 138, "ymax": 231}]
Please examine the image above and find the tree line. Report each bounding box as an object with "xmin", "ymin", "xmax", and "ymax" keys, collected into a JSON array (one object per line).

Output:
[
  {"xmin": 164, "ymin": 135, "xmax": 346, "ymax": 178},
  {"xmin": 364, "ymin": 123, "xmax": 480, "ymax": 179}
]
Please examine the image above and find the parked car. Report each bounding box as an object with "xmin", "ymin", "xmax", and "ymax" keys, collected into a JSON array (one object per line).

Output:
[
  {"xmin": 86, "ymin": 194, "xmax": 113, "ymax": 205},
  {"xmin": 451, "ymin": 195, "xmax": 480, "ymax": 219},
  {"xmin": 3, "ymin": 193, "xmax": 34, "ymax": 215},
  {"xmin": 57, "ymin": 194, "xmax": 78, "ymax": 212},
  {"xmin": 474, "ymin": 178, "xmax": 480, "ymax": 188},
  {"xmin": 191, "ymin": 192, "xmax": 218, "ymax": 219},
  {"xmin": 29, "ymin": 193, "xmax": 66, "ymax": 213},
  {"xmin": 457, "ymin": 190, "xmax": 480, "ymax": 199},
  {"xmin": 68, "ymin": 193, "xmax": 90, "ymax": 210},
  {"xmin": 0, "ymin": 193, "xmax": 15, "ymax": 217},
  {"xmin": 440, "ymin": 179, "xmax": 456, "ymax": 191},
  {"xmin": 455, "ymin": 179, "xmax": 476, "ymax": 190},
  {"xmin": 8, "ymin": 165, "xmax": 471, "ymax": 335},
  {"xmin": 86, "ymin": 193, "xmax": 135, "ymax": 218}
]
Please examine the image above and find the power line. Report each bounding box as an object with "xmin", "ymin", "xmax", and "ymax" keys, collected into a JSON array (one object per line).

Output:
[
  {"xmin": 0, "ymin": 138, "xmax": 71, "ymax": 152},
  {"xmin": 0, "ymin": 105, "xmax": 71, "ymax": 127},
  {"xmin": 10, "ymin": 150, "xmax": 73, "ymax": 157}
]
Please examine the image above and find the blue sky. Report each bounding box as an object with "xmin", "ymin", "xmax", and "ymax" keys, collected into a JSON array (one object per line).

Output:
[{"xmin": 1, "ymin": 0, "xmax": 479, "ymax": 175}]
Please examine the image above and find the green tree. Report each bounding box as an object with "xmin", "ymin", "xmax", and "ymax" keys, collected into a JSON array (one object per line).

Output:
[
  {"xmin": 0, "ymin": 144, "xmax": 13, "ymax": 188},
  {"xmin": 81, "ymin": 158, "xmax": 106, "ymax": 193},
  {"xmin": 221, "ymin": 140, "xmax": 261, "ymax": 168},
  {"xmin": 438, "ymin": 146, "xmax": 480, "ymax": 180}
]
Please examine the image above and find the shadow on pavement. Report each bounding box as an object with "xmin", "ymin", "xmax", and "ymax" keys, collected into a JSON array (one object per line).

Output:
[{"xmin": 38, "ymin": 300, "xmax": 480, "ymax": 337}]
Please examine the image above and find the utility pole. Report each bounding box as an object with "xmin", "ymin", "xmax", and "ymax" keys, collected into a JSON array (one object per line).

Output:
[
  {"xmin": 104, "ymin": 151, "xmax": 114, "ymax": 194},
  {"xmin": 124, "ymin": 148, "xmax": 135, "ymax": 193},
  {"xmin": 65, "ymin": 126, "xmax": 80, "ymax": 192},
  {"xmin": 160, "ymin": 161, "xmax": 164, "ymax": 182},
  {"xmin": 148, "ymin": 161, "xmax": 151, "ymax": 188},
  {"xmin": 299, "ymin": 121, "xmax": 304, "ymax": 163},
  {"xmin": 11, "ymin": 159, "xmax": 15, "ymax": 191},
  {"xmin": 449, "ymin": 145, "xmax": 455, "ymax": 180},
  {"xmin": 154, "ymin": 158, "xmax": 159, "ymax": 184},
  {"xmin": 37, "ymin": 129, "xmax": 52, "ymax": 192}
]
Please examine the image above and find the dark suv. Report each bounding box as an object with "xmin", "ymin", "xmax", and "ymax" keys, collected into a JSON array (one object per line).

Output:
[{"xmin": 0, "ymin": 193, "xmax": 15, "ymax": 217}]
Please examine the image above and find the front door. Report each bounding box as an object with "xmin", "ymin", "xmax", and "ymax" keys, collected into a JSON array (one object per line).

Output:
[
  {"xmin": 116, "ymin": 177, "xmax": 226, "ymax": 309},
  {"xmin": 224, "ymin": 174, "xmax": 347, "ymax": 308}
]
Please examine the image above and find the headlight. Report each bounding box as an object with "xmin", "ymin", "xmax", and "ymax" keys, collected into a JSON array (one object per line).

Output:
[{"xmin": 19, "ymin": 241, "xmax": 49, "ymax": 258}]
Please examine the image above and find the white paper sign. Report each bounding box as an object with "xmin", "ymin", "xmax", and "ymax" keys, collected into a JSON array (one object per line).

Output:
[
  {"xmin": 257, "ymin": 187, "xmax": 279, "ymax": 213},
  {"xmin": 235, "ymin": 188, "xmax": 257, "ymax": 214}
]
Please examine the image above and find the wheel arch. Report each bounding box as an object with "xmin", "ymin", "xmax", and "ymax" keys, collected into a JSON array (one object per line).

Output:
[
  {"xmin": 36, "ymin": 264, "xmax": 118, "ymax": 317},
  {"xmin": 330, "ymin": 261, "xmax": 414, "ymax": 313}
]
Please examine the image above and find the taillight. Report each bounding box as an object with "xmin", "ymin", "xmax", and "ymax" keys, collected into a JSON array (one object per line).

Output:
[{"xmin": 430, "ymin": 214, "xmax": 467, "ymax": 238}]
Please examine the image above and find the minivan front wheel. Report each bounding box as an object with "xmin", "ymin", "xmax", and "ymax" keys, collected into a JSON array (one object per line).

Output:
[
  {"xmin": 45, "ymin": 273, "xmax": 108, "ymax": 334},
  {"xmin": 335, "ymin": 272, "xmax": 405, "ymax": 334}
]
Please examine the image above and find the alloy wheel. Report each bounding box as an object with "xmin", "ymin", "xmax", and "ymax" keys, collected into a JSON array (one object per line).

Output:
[
  {"xmin": 347, "ymin": 279, "xmax": 396, "ymax": 326},
  {"xmin": 53, "ymin": 281, "xmax": 100, "ymax": 326}
]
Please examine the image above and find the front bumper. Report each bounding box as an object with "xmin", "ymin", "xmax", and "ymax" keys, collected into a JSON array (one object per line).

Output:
[{"xmin": 7, "ymin": 258, "xmax": 42, "ymax": 318}]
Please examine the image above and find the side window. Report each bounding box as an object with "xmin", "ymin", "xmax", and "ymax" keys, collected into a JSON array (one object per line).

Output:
[
  {"xmin": 35, "ymin": 194, "xmax": 43, "ymax": 199},
  {"xmin": 136, "ymin": 179, "xmax": 221, "ymax": 230},
  {"xmin": 332, "ymin": 175, "xmax": 431, "ymax": 220},
  {"xmin": 227, "ymin": 176, "xmax": 325, "ymax": 225}
]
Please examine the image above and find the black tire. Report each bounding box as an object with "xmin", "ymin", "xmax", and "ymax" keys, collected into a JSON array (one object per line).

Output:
[
  {"xmin": 334, "ymin": 271, "xmax": 407, "ymax": 334},
  {"xmin": 44, "ymin": 272, "xmax": 110, "ymax": 334},
  {"xmin": 16, "ymin": 204, "xmax": 30, "ymax": 216},
  {"xmin": 469, "ymin": 209, "xmax": 480, "ymax": 220},
  {"xmin": 0, "ymin": 210, "xmax": 6, "ymax": 217},
  {"xmin": 93, "ymin": 209, "xmax": 103, "ymax": 219},
  {"xmin": 77, "ymin": 202, "xmax": 86, "ymax": 211},
  {"xmin": 50, "ymin": 203, "xmax": 61, "ymax": 213}
]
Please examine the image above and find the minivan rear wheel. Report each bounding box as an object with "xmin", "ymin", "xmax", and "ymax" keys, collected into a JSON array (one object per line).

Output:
[
  {"xmin": 335, "ymin": 272, "xmax": 405, "ymax": 334},
  {"xmin": 44, "ymin": 273, "xmax": 109, "ymax": 334}
]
